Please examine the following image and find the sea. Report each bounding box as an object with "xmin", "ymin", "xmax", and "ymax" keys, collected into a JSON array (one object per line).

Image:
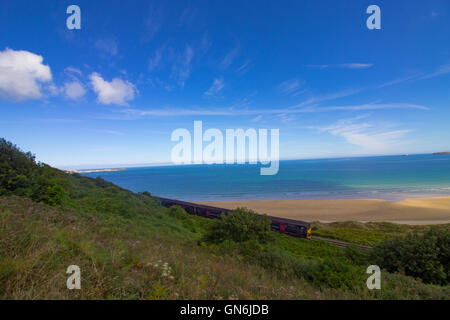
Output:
[{"xmin": 80, "ymin": 154, "xmax": 450, "ymax": 202}]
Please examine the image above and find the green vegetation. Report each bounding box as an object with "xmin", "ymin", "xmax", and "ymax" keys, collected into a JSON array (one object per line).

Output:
[
  {"xmin": 0, "ymin": 138, "xmax": 449, "ymax": 299},
  {"xmin": 311, "ymin": 221, "xmax": 450, "ymax": 246},
  {"xmin": 370, "ymin": 229, "xmax": 449, "ymax": 285},
  {"xmin": 203, "ymin": 208, "xmax": 273, "ymax": 244}
]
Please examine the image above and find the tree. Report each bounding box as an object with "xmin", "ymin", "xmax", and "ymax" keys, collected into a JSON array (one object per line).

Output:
[
  {"xmin": 203, "ymin": 208, "xmax": 272, "ymax": 244},
  {"xmin": 370, "ymin": 228, "xmax": 449, "ymax": 285}
]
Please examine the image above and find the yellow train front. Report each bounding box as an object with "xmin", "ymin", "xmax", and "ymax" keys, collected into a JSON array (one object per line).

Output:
[{"xmin": 156, "ymin": 196, "xmax": 311, "ymax": 239}]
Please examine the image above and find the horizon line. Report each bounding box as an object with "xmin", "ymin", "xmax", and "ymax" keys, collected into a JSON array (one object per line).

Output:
[{"xmin": 54, "ymin": 151, "xmax": 442, "ymax": 171}]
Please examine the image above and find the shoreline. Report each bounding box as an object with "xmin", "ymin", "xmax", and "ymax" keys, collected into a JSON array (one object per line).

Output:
[
  {"xmin": 198, "ymin": 196, "xmax": 450, "ymax": 225},
  {"xmin": 65, "ymin": 168, "xmax": 127, "ymax": 174}
]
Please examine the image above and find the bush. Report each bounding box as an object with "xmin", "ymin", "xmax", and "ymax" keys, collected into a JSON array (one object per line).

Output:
[
  {"xmin": 203, "ymin": 208, "xmax": 273, "ymax": 244},
  {"xmin": 139, "ymin": 191, "xmax": 152, "ymax": 197},
  {"xmin": 370, "ymin": 228, "xmax": 449, "ymax": 285},
  {"xmin": 167, "ymin": 205, "xmax": 189, "ymax": 220},
  {"xmin": 344, "ymin": 246, "xmax": 370, "ymax": 265},
  {"xmin": 306, "ymin": 258, "xmax": 365, "ymax": 289},
  {"xmin": 38, "ymin": 183, "xmax": 68, "ymax": 206}
]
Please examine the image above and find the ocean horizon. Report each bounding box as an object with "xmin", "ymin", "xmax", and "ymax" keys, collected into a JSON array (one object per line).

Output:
[{"xmin": 80, "ymin": 154, "xmax": 450, "ymax": 202}]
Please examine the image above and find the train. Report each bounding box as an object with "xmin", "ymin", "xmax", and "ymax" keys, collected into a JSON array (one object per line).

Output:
[{"xmin": 154, "ymin": 196, "xmax": 312, "ymax": 239}]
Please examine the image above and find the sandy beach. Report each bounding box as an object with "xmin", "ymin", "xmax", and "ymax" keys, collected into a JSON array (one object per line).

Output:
[{"xmin": 199, "ymin": 197, "xmax": 450, "ymax": 225}]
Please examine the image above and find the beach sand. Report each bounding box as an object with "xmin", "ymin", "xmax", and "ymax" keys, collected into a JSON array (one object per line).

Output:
[{"xmin": 199, "ymin": 197, "xmax": 450, "ymax": 225}]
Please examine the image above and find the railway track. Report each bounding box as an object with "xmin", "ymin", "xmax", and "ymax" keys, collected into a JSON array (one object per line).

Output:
[
  {"xmin": 311, "ymin": 236, "xmax": 372, "ymax": 251},
  {"xmin": 155, "ymin": 196, "xmax": 373, "ymax": 250}
]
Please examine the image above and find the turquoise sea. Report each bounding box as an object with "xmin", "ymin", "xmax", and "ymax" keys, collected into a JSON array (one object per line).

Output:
[{"xmin": 81, "ymin": 154, "xmax": 450, "ymax": 202}]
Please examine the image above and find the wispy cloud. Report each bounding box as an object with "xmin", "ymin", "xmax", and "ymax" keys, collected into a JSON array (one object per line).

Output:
[
  {"xmin": 112, "ymin": 102, "xmax": 428, "ymax": 118},
  {"xmin": 179, "ymin": 6, "xmax": 198, "ymax": 26},
  {"xmin": 237, "ymin": 60, "xmax": 251, "ymax": 74},
  {"xmin": 377, "ymin": 75, "xmax": 417, "ymax": 88},
  {"xmin": 204, "ymin": 77, "xmax": 224, "ymax": 96},
  {"xmin": 171, "ymin": 45, "xmax": 194, "ymax": 86},
  {"xmin": 323, "ymin": 103, "xmax": 429, "ymax": 111},
  {"xmin": 378, "ymin": 63, "xmax": 450, "ymax": 88},
  {"xmin": 142, "ymin": 4, "xmax": 163, "ymax": 42},
  {"xmin": 307, "ymin": 63, "xmax": 373, "ymax": 69},
  {"xmin": 288, "ymin": 88, "xmax": 364, "ymax": 109},
  {"xmin": 63, "ymin": 81, "xmax": 86, "ymax": 100},
  {"xmin": 250, "ymin": 115, "xmax": 263, "ymax": 122},
  {"xmin": 277, "ymin": 113, "xmax": 296, "ymax": 123},
  {"xmin": 148, "ymin": 45, "xmax": 165, "ymax": 72},
  {"xmin": 308, "ymin": 115, "xmax": 412, "ymax": 153},
  {"xmin": 64, "ymin": 67, "xmax": 82, "ymax": 76},
  {"xmin": 95, "ymin": 38, "xmax": 119, "ymax": 56},
  {"xmin": 339, "ymin": 63, "xmax": 373, "ymax": 69},
  {"xmin": 277, "ymin": 79, "xmax": 304, "ymax": 96},
  {"xmin": 418, "ymin": 63, "xmax": 450, "ymax": 80},
  {"xmin": 220, "ymin": 45, "xmax": 240, "ymax": 69},
  {"xmin": 88, "ymin": 129, "xmax": 124, "ymax": 136}
]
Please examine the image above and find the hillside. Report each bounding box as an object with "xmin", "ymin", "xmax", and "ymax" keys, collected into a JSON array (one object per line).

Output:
[{"xmin": 0, "ymin": 139, "xmax": 448, "ymax": 299}]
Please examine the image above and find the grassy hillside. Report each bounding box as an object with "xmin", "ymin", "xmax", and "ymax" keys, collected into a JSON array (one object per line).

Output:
[
  {"xmin": 0, "ymin": 139, "xmax": 448, "ymax": 299},
  {"xmin": 311, "ymin": 221, "xmax": 450, "ymax": 246}
]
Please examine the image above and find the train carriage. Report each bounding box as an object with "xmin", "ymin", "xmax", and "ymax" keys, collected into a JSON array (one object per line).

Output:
[{"xmin": 155, "ymin": 196, "xmax": 311, "ymax": 239}]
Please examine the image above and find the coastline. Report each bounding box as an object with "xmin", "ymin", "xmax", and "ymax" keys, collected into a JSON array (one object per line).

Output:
[
  {"xmin": 65, "ymin": 168, "xmax": 127, "ymax": 174},
  {"xmin": 198, "ymin": 196, "xmax": 450, "ymax": 225}
]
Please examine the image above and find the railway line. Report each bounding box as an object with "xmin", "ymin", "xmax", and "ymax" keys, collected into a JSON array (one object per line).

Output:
[
  {"xmin": 311, "ymin": 236, "xmax": 372, "ymax": 250},
  {"xmin": 155, "ymin": 196, "xmax": 372, "ymax": 251}
]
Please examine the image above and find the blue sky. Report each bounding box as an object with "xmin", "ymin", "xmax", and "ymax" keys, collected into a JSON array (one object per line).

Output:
[{"xmin": 0, "ymin": 0, "xmax": 449, "ymax": 168}]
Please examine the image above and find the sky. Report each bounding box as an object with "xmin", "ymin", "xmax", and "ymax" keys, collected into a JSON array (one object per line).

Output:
[{"xmin": 0, "ymin": 0, "xmax": 449, "ymax": 169}]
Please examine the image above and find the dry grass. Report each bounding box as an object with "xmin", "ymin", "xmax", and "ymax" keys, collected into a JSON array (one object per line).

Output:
[
  {"xmin": 1, "ymin": 196, "xmax": 448, "ymax": 300},
  {"xmin": 0, "ymin": 196, "xmax": 325, "ymax": 299}
]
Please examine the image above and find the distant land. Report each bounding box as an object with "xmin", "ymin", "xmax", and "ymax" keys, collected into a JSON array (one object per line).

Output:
[
  {"xmin": 433, "ymin": 152, "xmax": 450, "ymax": 155},
  {"xmin": 64, "ymin": 168, "xmax": 127, "ymax": 174}
]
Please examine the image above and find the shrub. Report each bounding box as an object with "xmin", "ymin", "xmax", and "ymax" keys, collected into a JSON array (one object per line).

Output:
[
  {"xmin": 344, "ymin": 245, "xmax": 370, "ymax": 265},
  {"xmin": 94, "ymin": 177, "xmax": 112, "ymax": 188},
  {"xmin": 37, "ymin": 182, "xmax": 69, "ymax": 206},
  {"xmin": 139, "ymin": 191, "xmax": 152, "ymax": 197},
  {"xmin": 167, "ymin": 205, "xmax": 189, "ymax": 220},
  {"xmin": 306, "ymin": 258, "xmax": 365, "ymax": 289},
  {"xmin": 370, "ymin": 228, "xmax": 449, "ymax": 285},
  {"xmin": 203, "ymin": 208, "xmax": 272, "ymax": 244}
]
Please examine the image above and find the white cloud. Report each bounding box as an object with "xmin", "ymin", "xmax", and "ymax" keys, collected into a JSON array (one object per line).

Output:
[
  {"xmin": 288, "ymin": 88, "xmax": 364, "ymax": 109},
  {"xmin": 339, "ymin": 63, "xmax": 373, "ymax": 69},
  {"xmin": 418, "ymin": 63, "xmax": 450, "ymax": 80},
  {"xmin": 171, "ymin": 45, "xmax": 194, "ymax": 86},
  {"xmin": 148, "ymin": 46, "xmax": 164, "ymax": 71},
  {"xmin": 88, "ymin": 129, "xmax": 124, "ymax": 136},
  {"xmin": 0, "ymin": 48, "xmax": 52, "ymax": 101},
  {"xmin": 204, "ymin": 77, "xmax": 224, "ymax": 96},
  {"xmin": 307, "ymin": 63, "xmax": 373, "ymax": 69},
  {"xmin": 250, "ymin": 115, "xmax": 263, "ymax": 122},
  {"xmin": 143, "ymin": 5, "xmax": 163, "ymax": 42},
  {"xmin": 179, "ymin": 6, "xmax": 198, "ymax": 26},
  {"xmin": 237, "ymin": 60, "xmax": 250, "ymax": 74},
  {"xmin": 220, "ymin": 45, "xmax": 240, "ymax": 68},
  {"xmin": 95, "ymin": 38, "xmax": 119, "ymax": 56},
  {"xmin": 277, "ymin": 79, "xmax": 303, "ymax": 95},
  {"xmin": 89, "ymin": 72, "xmax": 136, "ymax": 106},
  {"xmin": 378, "ymin": 64, "xmax": 450, "ymax": 88},
  {"xmin": 64, "ymin": 81, "xmax": 86, "ymax": 100},
  {"xmin": 46, "ymin": 83, "xmax": 60, "ymax": 96},
  {"xmin": 325, "ymin": 103, "xmax": 429, "ymax": 111},
  {"xmin": 114, "ymin": 102, "xmax": 427, "ymax": 118},
  {"xmin": 65, "ymin": 66, "xmax": 82, "ymax": 76},
  {"xmin": 277, "ymin": 113, "xmax": 296, "ymax": 123},
  {"xmin": 310, "ymin": 115, "xmax": 412, "ymax": 153}
]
